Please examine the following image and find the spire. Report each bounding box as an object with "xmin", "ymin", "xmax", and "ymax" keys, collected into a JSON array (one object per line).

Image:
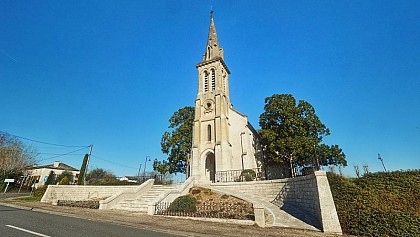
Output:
[{"xmin": 203, "ymin": 10, "xmax": 223, "ymax": 61}]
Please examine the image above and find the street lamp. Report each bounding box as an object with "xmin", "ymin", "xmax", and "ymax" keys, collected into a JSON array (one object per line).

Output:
[{"xmin": 143, "ymin": 156, "xmax": 150, "ymax": 177}]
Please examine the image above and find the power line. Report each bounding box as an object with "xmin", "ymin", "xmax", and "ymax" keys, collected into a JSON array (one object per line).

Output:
[
  {"xmin": 38, "ymin": 147, "xmax": 89, "ymax": 162},
  {"xmin": 0, "ymin": 131, "xmax": 89, "ymax": 148},
  {"xmin": 39, "ymin": 153, "xmax": 85, "ymax": 156},
  {"xmin": 91, "ymin": 154, "xmax": 138, "ymax": 170}
]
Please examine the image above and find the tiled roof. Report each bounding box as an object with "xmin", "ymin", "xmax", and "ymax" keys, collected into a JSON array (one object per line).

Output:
[{"xmin": 27, "ymin": 162, "xmax": 79, "ymax": 171}]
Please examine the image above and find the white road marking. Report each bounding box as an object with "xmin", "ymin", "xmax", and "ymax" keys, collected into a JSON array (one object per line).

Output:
[{"xmin": 5, "ymin": 225, "xmax": 51, "ymax": 237}]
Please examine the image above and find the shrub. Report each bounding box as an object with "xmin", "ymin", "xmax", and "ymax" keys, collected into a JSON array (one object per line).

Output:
[
  {"xmin": 45, "ymin": 171, "xmax": 57, "ymax": 185},
  {"xmin": 168, "ymin": 195, "xmax": 197, "ymax": 213},
  {"xmin": 58, "ymin": 176, "xmax": 70, "ymax": 185},
  {"xmin": 190, "ymin": 187, "xmax": 201, "ymax": 195},
  {"xmin": 33, "ymin": 185, "xmax": 47, "ymax": 198},
  {"xmin": 221, "ymin": 194, "xmax": 230, "ymax": 199},
  {"xmin": 328, "ymin": 170, "xmax": 420, "ymax": 236},
  {"xmin": 56, "ymin": 171, "xmax": 73, "ymax": 184},
  {"xmin": 241, "ymin": 169, "xmax": 256, "ymax": 181}
]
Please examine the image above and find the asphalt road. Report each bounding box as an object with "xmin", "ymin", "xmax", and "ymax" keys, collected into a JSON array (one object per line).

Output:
[
  {"xmin": 0, "ymin": 204, "xmax": 182, "ymax": 237},
  {"xmin": 0, "ymin": 193, "xmax": 31, "ymax": 199}
]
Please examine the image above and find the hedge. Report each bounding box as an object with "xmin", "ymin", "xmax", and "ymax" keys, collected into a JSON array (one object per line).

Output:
[{"xmin": 328, "ymin": 170, "xmax": 420, "ymax": 236}]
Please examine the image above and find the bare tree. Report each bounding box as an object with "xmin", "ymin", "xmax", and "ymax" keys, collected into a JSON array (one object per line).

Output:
[{"xmin": 0, "ymin": 133, "xmax": 38, "ymax": 177}]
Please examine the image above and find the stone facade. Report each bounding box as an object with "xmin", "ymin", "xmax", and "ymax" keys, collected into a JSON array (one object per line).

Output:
[{"xmin": 190, "ymin": 13, "xmax": 263, "ymax": 184}]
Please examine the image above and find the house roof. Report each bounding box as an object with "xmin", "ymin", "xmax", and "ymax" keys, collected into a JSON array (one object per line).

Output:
[
  {"xmin": 27, "ymin": 162, "xmax": 79, "ymax": 172},
  {"xmin": 121, "ymin": 176, "xmax": 139, "ymax": 180}
]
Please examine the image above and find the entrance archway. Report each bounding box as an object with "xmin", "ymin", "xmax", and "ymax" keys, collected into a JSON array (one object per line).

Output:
[{"xmin": 205, "ymin": 153, "xmax": 215, "ymax": 182}]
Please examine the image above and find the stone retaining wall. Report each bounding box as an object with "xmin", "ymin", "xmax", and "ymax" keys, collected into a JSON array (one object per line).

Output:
[
  {"xmin": 210, "ymin": 171, "xmax": 342, "ymax": 234},
  {"xmin": 41, "ymin": 185, "xmax": 140, "ymax": 204},
  {"xmin": 211, "ymin": 179, "xmax": 286, "ymax": 201}
]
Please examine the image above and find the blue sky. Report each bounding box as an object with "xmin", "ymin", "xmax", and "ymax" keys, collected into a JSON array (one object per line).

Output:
[{"xmin": 1, "ymin": 1, "xmax": 419, "ymax": 179}]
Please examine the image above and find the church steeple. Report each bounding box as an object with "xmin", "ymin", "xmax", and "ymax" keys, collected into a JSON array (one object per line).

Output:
[{"xmin": 203, "ymin": 11, "xmax": 224, "ymax": 61}]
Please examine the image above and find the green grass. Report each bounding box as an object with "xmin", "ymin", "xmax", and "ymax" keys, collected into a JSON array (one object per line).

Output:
[{"xmin": 14, "ymin": 195, "xmax": 42, "ymax": 202}]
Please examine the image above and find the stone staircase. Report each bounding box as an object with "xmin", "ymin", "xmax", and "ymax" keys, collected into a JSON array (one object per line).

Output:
[
  {"xmin": 112, "ymin": 184, "xmax": 179, "ymax": 212},
  {"xmin": 204, "ymin": 182, "xmax": 321, "ymax": 231}
]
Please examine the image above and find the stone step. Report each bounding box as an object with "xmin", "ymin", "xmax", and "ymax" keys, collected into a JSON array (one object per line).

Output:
[{"xmin": 112, "ymin": 184, "xmax": 179, "ymax": 211}]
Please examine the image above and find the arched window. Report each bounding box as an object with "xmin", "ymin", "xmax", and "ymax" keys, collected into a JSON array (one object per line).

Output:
[
  {"xmin": 211, "ymin": 69, "xmax": 216, "ymax": 91},
  {"xmin": 204, "ymin": 71, "xmax": 209, "ymax": 92},
  {"xmin": 207, "ymin": 124, "xmax": 212, "ymax": 141}
]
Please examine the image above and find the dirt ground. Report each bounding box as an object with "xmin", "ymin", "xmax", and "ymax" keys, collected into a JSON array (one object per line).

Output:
[{"xmin": 0, "ymin": 198, "xmax": 352, "ymax": 237}]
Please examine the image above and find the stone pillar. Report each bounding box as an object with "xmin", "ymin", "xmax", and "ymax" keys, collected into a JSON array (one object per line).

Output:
[{"xmin": 314, "ymin": 171, "xmax": 342, "ymax": 234}]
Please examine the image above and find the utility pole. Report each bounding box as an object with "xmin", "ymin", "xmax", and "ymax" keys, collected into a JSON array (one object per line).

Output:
[
  {"xmin": 377, "ymin": 153, "xmax": 387, "ymax": 172},
  {"xmin": 84, "ymin": 144, "xmax": 93, "ymax": 185}
]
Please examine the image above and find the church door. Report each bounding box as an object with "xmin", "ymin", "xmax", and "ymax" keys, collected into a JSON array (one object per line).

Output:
[{"xmin": 205, "ymin": 153, "xmax": 215, "ymax": 182}]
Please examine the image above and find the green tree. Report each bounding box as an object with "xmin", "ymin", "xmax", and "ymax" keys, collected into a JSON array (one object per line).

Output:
[
  {"xmin": 259, "ymin": 94, "xmax": 346, "ymax": 175},
  {"xmin": 56, "ymin": 170, "xmax": 74, "ymax": 184},
  {"xmin": 154, "ymin": 106, "xmax": 194, "ymax": 174},
  {"xmin": 77, "ymin": 154, "xmax": 89, "ymax": 185},
  {"xmin": 45, "ymin": 171, "xmax": 56, "ymax": 185},
  {"xmin": 86, "ymin": 168, "xmax": 115, "ymax": 184}
]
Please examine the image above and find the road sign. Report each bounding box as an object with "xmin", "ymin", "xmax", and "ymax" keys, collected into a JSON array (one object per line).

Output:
[{"xmin": 3, "ymin": 179, "xmax": 14, "ymax": 193}]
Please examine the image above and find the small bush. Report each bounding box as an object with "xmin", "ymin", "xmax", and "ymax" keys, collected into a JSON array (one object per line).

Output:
[
  {"xmin": 168, "ymin": 195, "xmax": 197, "ymax": 213},
  {"xmin": 203, "ymin": 188, "xmax": 213, "ymax": 195},
  {"xmin": 33, "ymin": 185, "xmax": 47, "ymax": 198},
  {"xmin": 58, "ymin": 176, "xmax": 70, "ymax": 185},
  {"xmin": 221, "ymin": 194, "xmax": 230, "ymax": 199},
  {"xmin": 190, "ymin": 187, "xmax": 201, "ymax": 195},
  {"xmin": 241, "ymin": 169, "xmax": 256, "ymax": 181}
]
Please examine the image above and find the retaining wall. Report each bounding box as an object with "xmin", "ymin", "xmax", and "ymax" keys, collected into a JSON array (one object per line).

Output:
[
  {"xmin": 210, "ymin": 171, "xmax": 342, "ymax": 234},
  {"xmin": 211, "ymin": 179, "xmax": 286, "ymax": 201},
  {"xmin": 41, "ymin": 185, "xmax": 140, "ymax": 204}
]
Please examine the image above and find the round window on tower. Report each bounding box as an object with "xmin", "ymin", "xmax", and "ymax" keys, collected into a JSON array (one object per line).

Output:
[{"xmin": 204, "ymin": 100, "xmax": 213, "ymax": 111}]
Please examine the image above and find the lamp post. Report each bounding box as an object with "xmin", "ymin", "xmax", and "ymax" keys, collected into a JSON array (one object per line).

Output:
[
  {"xmin": 378, "ymin": 153, "xmax": 387, "ymax": 172},
  {"xmin": 143, "ymin": 156, "xmax": 150, "ymax": 177}
]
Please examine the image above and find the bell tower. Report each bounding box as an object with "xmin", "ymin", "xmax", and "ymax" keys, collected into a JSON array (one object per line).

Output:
[{"xmin": 190, "ymin": 12, "xmax": 233, "ymax": 183}]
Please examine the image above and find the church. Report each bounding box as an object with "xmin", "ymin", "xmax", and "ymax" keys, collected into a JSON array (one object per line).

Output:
[{"xmin": 190, "ymin": 13, "xmax": 264, "ymax": 183}]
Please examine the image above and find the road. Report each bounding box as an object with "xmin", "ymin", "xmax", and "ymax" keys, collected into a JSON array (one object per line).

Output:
[
  {"xmin": 0, "ymin": 193, "xmax": 31, "ymax": 199},
  {"xmin": 0, "ymin": 204, "xmax": 182, "ymax": 237}
]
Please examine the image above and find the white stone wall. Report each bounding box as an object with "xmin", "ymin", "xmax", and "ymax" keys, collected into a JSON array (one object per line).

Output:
[
  {"xmin": 41, "ymin": 185, "xmax": 139, "ymax": 204},
  {"xmin": 210, "ymin": 171, "xmax": 342, "ymax": 234},
  {"xmin": 211, "ymin": 179, "xmax": 286, "ymax": 201}
]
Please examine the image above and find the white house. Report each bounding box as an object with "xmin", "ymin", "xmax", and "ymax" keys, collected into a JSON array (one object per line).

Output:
[{"xmin": 24, "ymin": 161, "xmax": 80, "ymax": 188}]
